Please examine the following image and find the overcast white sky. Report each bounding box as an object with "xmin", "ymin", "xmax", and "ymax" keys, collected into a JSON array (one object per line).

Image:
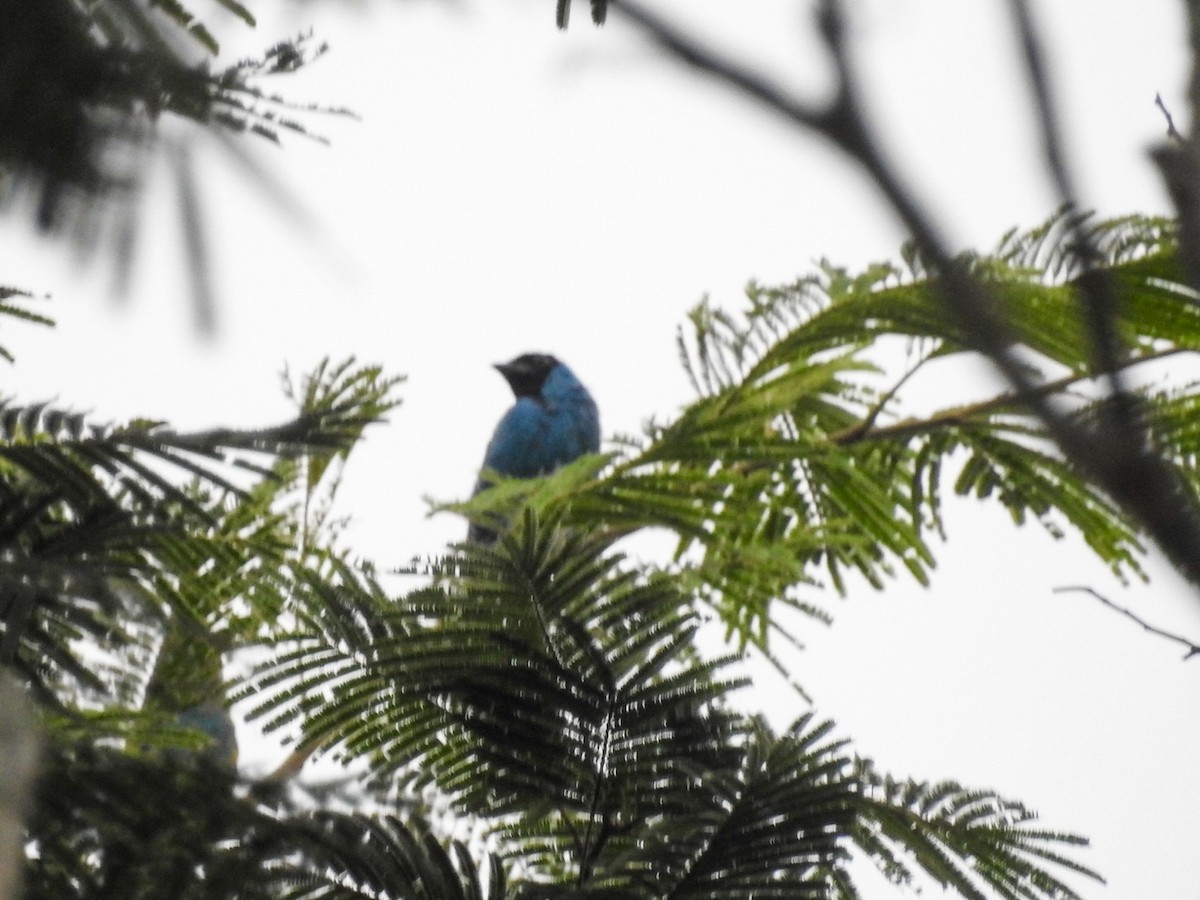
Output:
[{"xmin": 3, "ymin": 1, "xmax": 1199, "ymax": 895}]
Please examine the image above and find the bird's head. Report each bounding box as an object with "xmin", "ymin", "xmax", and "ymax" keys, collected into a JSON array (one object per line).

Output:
[{"xmin": 495, "ymin": 353, "xmax": 561, "ymax": 398}]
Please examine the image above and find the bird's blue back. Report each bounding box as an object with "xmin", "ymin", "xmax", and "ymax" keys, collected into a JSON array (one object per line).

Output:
[{"xmin": 482, "ymin": 363, "xmax": 600, "ymax": 478}]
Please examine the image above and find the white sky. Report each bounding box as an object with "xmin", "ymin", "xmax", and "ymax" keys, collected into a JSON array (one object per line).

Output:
[{"xmin": 2, "ymin": 1, "xmax": 1199, "ymax": 895}]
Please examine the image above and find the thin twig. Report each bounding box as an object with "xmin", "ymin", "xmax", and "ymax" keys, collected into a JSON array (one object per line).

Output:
[
  {"xmin": 1155, "ymin": 92, "xmax": 1184, "ymax": 143},
  {"xmin": 838, "ymin": 352, "xmax": 933, "ymax": 444},
  {"xmin": 833, "ymin": 347, "xmax": 1190, "ymax": 447},
  {"xmin": 1054, "ymin": 586, "xmax": 1200, "ymax": 660},
  {"xmin": 577, "ymin": 700, "xmax": 614, "ymax": 885}
]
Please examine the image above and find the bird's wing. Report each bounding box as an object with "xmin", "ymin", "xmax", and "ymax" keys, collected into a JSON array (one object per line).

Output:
[
  {"xmin": 541, "ymin": 366, "xmax": 601, "ymax": 455},
  {"xmin": 576, "ymin": 396, "xmax": 601, "ymax": 454},
  {"xmin": 481, "ymin": 398, "xmax": 552, "ymax": 479}
]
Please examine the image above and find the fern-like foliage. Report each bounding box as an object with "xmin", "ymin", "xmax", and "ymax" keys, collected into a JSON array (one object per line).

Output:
[
  {"xmin": 451, "ymin": 212, "xmax": 1198, "ymax": 652},
  {"xmin": 0, "ymin": 0, "xmax": 345, "ymax": 316},
  {"xmin": 242, "ymin": 511, "xmax": 746, "ymax": 837},
  {"xmin": 0, "ymin": 285, "xmax": 53, "ymax": 363},
  {"xmin": 3, "ymin": 347, "xmax": 524, "ymax": 900},
  {"xmin": 14, "ymin": 216, "xmax": 1164, "ymax": 900},
  {"xmin": 0, "ymin": 357, "xmax": 399, "ymax": 717},
  {"xmin": 269, "ymin": 812, "xmax": 506, "ymax": 900},
  {"xmin": 847, "ymin": 761, "xmax": 1099, "ymax": 900},
  {"xmin": 241, "ymin": 510, "xmax": 1099, "ymax": 899}
]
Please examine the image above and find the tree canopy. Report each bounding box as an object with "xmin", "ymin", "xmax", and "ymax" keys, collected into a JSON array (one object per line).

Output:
[
  {"xmin": 8, "ymin": 210, "xmax": 1199, "ymax": 898},
  {"xmin": 4, "ymin": 2, "xmax": 1199, "ymax": 900}
]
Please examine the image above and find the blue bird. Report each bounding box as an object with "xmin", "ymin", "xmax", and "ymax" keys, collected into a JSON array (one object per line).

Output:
[
  {"xmin": 176, "ymin": 702, "xmax": 239, "ymax": 767},
  {"xmin": 469, "ymin": 353, "xmax": 600, "ymax": 543}
]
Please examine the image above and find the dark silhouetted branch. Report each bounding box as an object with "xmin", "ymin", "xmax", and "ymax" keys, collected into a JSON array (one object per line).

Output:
[
  {"xmin": 1008, "ymin": 0, "xmax": 1127, "ymax": 391},
  {"xmin": 614, "ymin": 0, "xmax": 1200, "ymax": 593}
]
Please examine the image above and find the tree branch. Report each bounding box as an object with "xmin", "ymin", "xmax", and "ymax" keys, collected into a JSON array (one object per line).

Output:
[
  {"xmin": 1007, "ymin": 0, "xmax": 1128, "ymax": 393},
  {"xmin": 836, "ymin": 350, "xmax": 934, "ymax": 444},
  {"xmin": 1054, "ymin": 586, "xmax": 1200, "ymax": 660},
  {"xmin": 612, "ymin": 0, "xmax": 832, "ymax": 134},
  {"xmin": 832, "ymin": 347, "xmax": 1191, "ymax": 448},
  {"xmin": 614, "ymin": 0, "xmax": 1200, "ymax": 592},
  {"xmin": 1156, "ymin": 92, "xmax": 1184, "ymax": 142},
  {"xmin": 614, "ymin": 0, "xmax": 1066, "ymax": 437}
]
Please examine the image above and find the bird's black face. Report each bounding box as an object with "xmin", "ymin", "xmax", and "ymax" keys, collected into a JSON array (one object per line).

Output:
[{"xmin": 496, "ymin": 353, "xmax": 560, "ymax": 398}]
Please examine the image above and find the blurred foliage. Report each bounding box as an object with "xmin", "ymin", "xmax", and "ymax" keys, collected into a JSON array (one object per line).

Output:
[
  {"xmin": 27, "ymin": 742, "xmax": 501, "ymax": 900},
  {"xmin": 556, "ymin": 0, "xmax": 608, "ymax": 29},
  {"xmin": 0, "ymin": 0, "xmax": 332, "ymax": 229},
  {"xmin": 0, "ymin": 0, "xmax": 343, "ymax": 331}
]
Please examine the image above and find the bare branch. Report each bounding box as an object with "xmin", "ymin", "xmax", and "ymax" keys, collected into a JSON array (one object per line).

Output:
[
  {"xmin": 1155, "ymin": 92, "xmax": 1184, "ymax": 143},
  {"xmin": 1008, "ymin": 0, "xmax": 1075, "ymax": 204},
  {"xmin": 612, "ymin": 1, "xmax": 832, "ymax": 134},
  {"xmin": 1055, "ymin": 586, "xmax": 1200, "ymax": 660}
]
